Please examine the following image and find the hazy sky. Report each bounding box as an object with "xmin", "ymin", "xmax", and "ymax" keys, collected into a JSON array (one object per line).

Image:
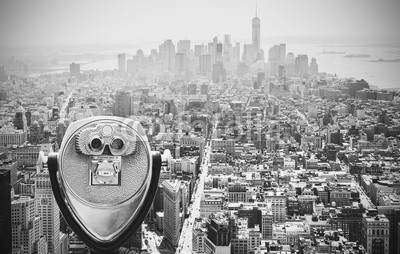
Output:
[{"xmin": 0, "ymin": 0, "xmax": 399, "ymax": 47}]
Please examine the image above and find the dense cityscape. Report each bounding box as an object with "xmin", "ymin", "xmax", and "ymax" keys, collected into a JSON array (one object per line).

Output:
[{"xmin": 1, "ymin": 4, "xmax": 400, "ymax": 254}]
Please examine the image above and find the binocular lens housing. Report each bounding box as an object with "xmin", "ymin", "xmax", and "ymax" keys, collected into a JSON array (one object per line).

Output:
[
  {"xmin": 90, "ymin": 137, "xmax": 103, "ymax": 150},
  {"xmin": 111, "ymin": 138, "xmax": 124, "ymax": 150},
  {"xmin": 48, "ymin": 117, "xmax": 162, "ymax": 253}
]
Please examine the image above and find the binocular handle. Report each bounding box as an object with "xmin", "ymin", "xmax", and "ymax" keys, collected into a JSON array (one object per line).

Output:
[{"xmin": 48, "ymin": 151, "xmax": 162, "ymax": 253}]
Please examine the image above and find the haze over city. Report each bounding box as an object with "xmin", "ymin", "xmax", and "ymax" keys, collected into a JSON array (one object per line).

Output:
[{"xmin": 0, "ymin": 0, "xmax": 399, "ymax": 47}]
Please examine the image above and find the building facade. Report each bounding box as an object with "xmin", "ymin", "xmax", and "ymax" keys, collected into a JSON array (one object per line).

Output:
[{"xmin": 163, "ymin": 179, "xmax": 181, "ymax": 247}]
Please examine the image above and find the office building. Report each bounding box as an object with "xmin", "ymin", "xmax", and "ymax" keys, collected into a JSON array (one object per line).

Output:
[
  {"xmin": 223, "ymin": 34, "xmax": 232, "ymax": 59},
  {"xmin": 35, "ymin": 154, "xmax": 60, "ymax": 254},
  {"xmin": 265, "ymin": 192, "xmax": 287, "ymax": 222},
  {"xmin": 0, "ymin": 160, "xmax": 18, "ymax": 190},
  {"xmin": 216, "ymin": 43, "xmax": 223, "ymax": 63},
  {"xmin": 278, "ymin": 44, "xmax": 286, "ymax": 64},
  {"xmin": 212, "ymin": 61, "xmax": 226, "ymax": 83},
  {"xmin": 194, "ymin": 44, "xmax": 205, "ymax": 57},
  {"xmin": 199, "ymin": 54, "xmax": 212, "ymax": 76},
  {"xmin": 361, "ymin": 213, "xmax": 389, "ymax": 254},
  {"xmin": 268, "ymin": 44, "xmax": 286, "ymax": 76},
  {"xmin": 211, "ymin": 37, "xmax": 218, "ymax": 64},
  {"xmin": 29, "ymin": 120, "xmax": 40, "ymax": 145},
  {"xmin": 177, "ymin": 40, "xmax": 191, "ymax": 56},
  {"xmin": 233, "ymin": 42, "xmax": 241, "ymax": 63},
  {"xmin": 261, "ymin": 210, "xmax": 273, "ymax": 239},
  {"xmin": 69, "ymin": 63, "xmax": 80, "ymax": 80},
  {"xmin": 286, "ymin": 52, "xmax": 295, "ymax": 77},
  {"xmin": 334, "ymin": 205, "xmax": 365, "ymax": 243},
  {"xmin": 204, "ymin": 213, "xmax": 236, "ymax": 254},
  {"xmin": 114, "ymin": 91, "xmax": 132, "ymax": 117},
  {"xmin": 224, "ymin": 34, "xmax": 231, "ymax": 48},
  {"xmin": 12, "ymin": 145, "xmax": 41, "ymax": 169},
  {"xmin": 252, "ymin": 8, "xmax": 261, "ymax": 59},
  {"xmin": 0, "ymin": 170, "xmax": 12, "ymax": 254},
  {"xmin": 192, "ymin": 219, "xmax": 207, "ymax": 253},
  {"xmin": 123, "ymin": 228, "xmax": 142, "ymax": 250},
  {"xmin": 295, "ymin": 54, "xmax": 309, "ymax": 76},
  {"xmin": 118, "ymin": 53, "xmax": 126, "ymax": 76},
  {"xmin": 378, "ymin": 205, "xmax": 400, "ymax": 254},
  {"xmin": 227, "ymin": 182, "xmax": 249, "ymax": 203},
  {"xmin": 163, "ymin": 179, "xmax": 181, "ymax": 247},
  {"xmin": 14, "ymin": 107, "xmax": 27, "ymax": 131},
  {"xmin": 175, "ymin": 53, "xmax": 185, "ymax": 76},
  {"xmin": 310, "ymin": 57, "xmax": 319, "ymax": 75},
  {"xmin": 0, "ymin": 127, "xmax": 28, "ymax": 146},
  {"xmin": 242, "ymin": 44, "xmax": 254, "ymax": 65},
  {"xmin": 126, "ymin": 58, "xmax": 134, "ymax": 74},
  {"xmin": 12, "ymin": 196, "xmax": 47, "ymax": 254},
  {"xmin": 159, "ymin": 40, "xmax": 176, "ymax": 73}
]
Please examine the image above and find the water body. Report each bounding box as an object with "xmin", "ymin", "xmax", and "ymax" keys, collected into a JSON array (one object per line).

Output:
[{"xmin": 283, "ymin": 43, "xmax": 400, "ymax": 89}]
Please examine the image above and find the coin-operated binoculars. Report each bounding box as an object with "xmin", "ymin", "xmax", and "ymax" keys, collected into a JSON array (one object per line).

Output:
[{"xmin": 48, "ymin": 117, "xmax": 170, "ymax": 253}]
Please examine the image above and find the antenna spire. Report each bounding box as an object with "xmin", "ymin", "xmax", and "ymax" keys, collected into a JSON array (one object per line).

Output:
[{"xmin": 255, "ymin": 3, "xmax": 258, "ymax": 17}]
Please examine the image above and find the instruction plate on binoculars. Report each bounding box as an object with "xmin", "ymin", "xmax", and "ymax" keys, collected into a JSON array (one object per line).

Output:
[{"xmin": 90, "ymin": 155, "xmax": 122, "ymax": 186}]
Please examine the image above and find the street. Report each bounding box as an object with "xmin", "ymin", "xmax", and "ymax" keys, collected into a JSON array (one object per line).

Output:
[
  {"xmin": 176, "ymin": 142, "xmax": 211, "ymax": 253},
  {"xmin": 352, "ymin": 179, "xmax": 375, "ymax": 209}
]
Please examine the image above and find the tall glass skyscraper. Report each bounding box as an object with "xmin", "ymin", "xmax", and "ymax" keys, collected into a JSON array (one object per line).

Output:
[
  {"xmin": 35, "ymin": 153, "xmax": 60, "ymax": 254},
  {"xmin": 0, "ymin": 170, "xmax": 12, "ymax": 254},
  {"xmin": 252, "ymin": 7, "xmax": 261, "ymax": 60}
]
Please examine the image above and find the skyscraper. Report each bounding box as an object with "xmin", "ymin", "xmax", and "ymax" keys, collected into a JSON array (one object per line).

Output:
[
  {"xmin": 310, "ymin": 57, "xmax": 319, "ymax": 75},
  {"xmin": 252, "ymin": 7, "xmax": 261, "ymax": 60},
  {"xmin": 199, "ymin": 54, "xmax": 212, "ymax": 76},
  {"xmin": 14, "ymin": 105, "xmax": 27, "ymax": 131},
  {"xmin": 35, "ymin": 153, "xmax": 60, "ymax": 254},
  {"xmin": 162, "ymin": 179, "xmax": 181, "ymax": 247},
  {"xmin": 335, "ymin": 205, "xmax": 365, "ymax": 243},
  {"xmin": 216, "ymin": 43, "xmax": 223, "ymax": 63},
  {"xmin": 194, "ymin": 44, "xmax": 205, "ymax": 58},
  {"xmin": 29, "ymin": 120, "xmax": 40, "ymax": 145},
  {"xmin": 69, "ymin": 63, "xmax": 80, "ymax": 80},
  {"xmin": 12, "ymin": 196, "xmax": 47, "ymax": 254},
  {"xmin": 177, "ymin": 40, "xmax": 191, "ymax": 56},
  {"xmin": 118, "ymin": 53, "xmax": 126, "ymax": 76},
  {"xmin": 175, "ymin": 52, "xmax": 185, "ymax": 76},
  {"xmin": 286, "ymin": 52, "xmax": 295, "ymax": 77},
  {"xmin": 114, "ymin": 91, "xmax": 132, "ymax": 117},
  {"xmin": 212, "ymin": 61, "xmax": 226, "ymax": 83},
  {"xmin": 261, "ymin": 210, "xmax": 273, "ymax": 239},
  {"xmin": 242, "ymin": 44, "xmax": 254, "ymax": 65},
  {"xmin": 0, "ymin": 170, "xmax": 12, "ymax": 254},
  {"xmin": 233, "ymin": 42, "xmax": 241, "ymax": 63},
  {"xmin": 0, "ymin": 160, "xmax": 18, "ymax": 191},
  {"xmin": 268, "ymin": 45, "xmax": 280, "ymax": 75},
  {"xmin": 126, "ymin": 58, "xmax": 134, "ymax": 74},
  {"xmin": 223, "ymin": 34, "xmax": 232, "ymax": 59},
  {"xmin": 295, "ymin": 54, "xmax": 309, "ymax": 76},
  {"xmin": 204, "ymin": 212, "xmax": 237, "ymax": 253},
  {"xmin": 159, "ymin": 40, "xmax": 176, "ymax": 73},
  {"xmin": 378, "ymin": 205, "xmax": 400, "ymax": 254},
  {"xmin": 268, "ymin": 44, "xmax": 286, "ymax": 76},
  {"xmin": 278, "ymin": 44, "xmax": 286, "ymax": 64},
  {"xmin": 361, "ymin": 213, "xmax": 389, "ymax": 254}
]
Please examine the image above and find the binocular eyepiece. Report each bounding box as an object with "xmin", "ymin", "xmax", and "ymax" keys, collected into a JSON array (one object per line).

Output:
[{"xmin": 48, "ymin": 117, "xmax": 168, "ymax": 253}]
